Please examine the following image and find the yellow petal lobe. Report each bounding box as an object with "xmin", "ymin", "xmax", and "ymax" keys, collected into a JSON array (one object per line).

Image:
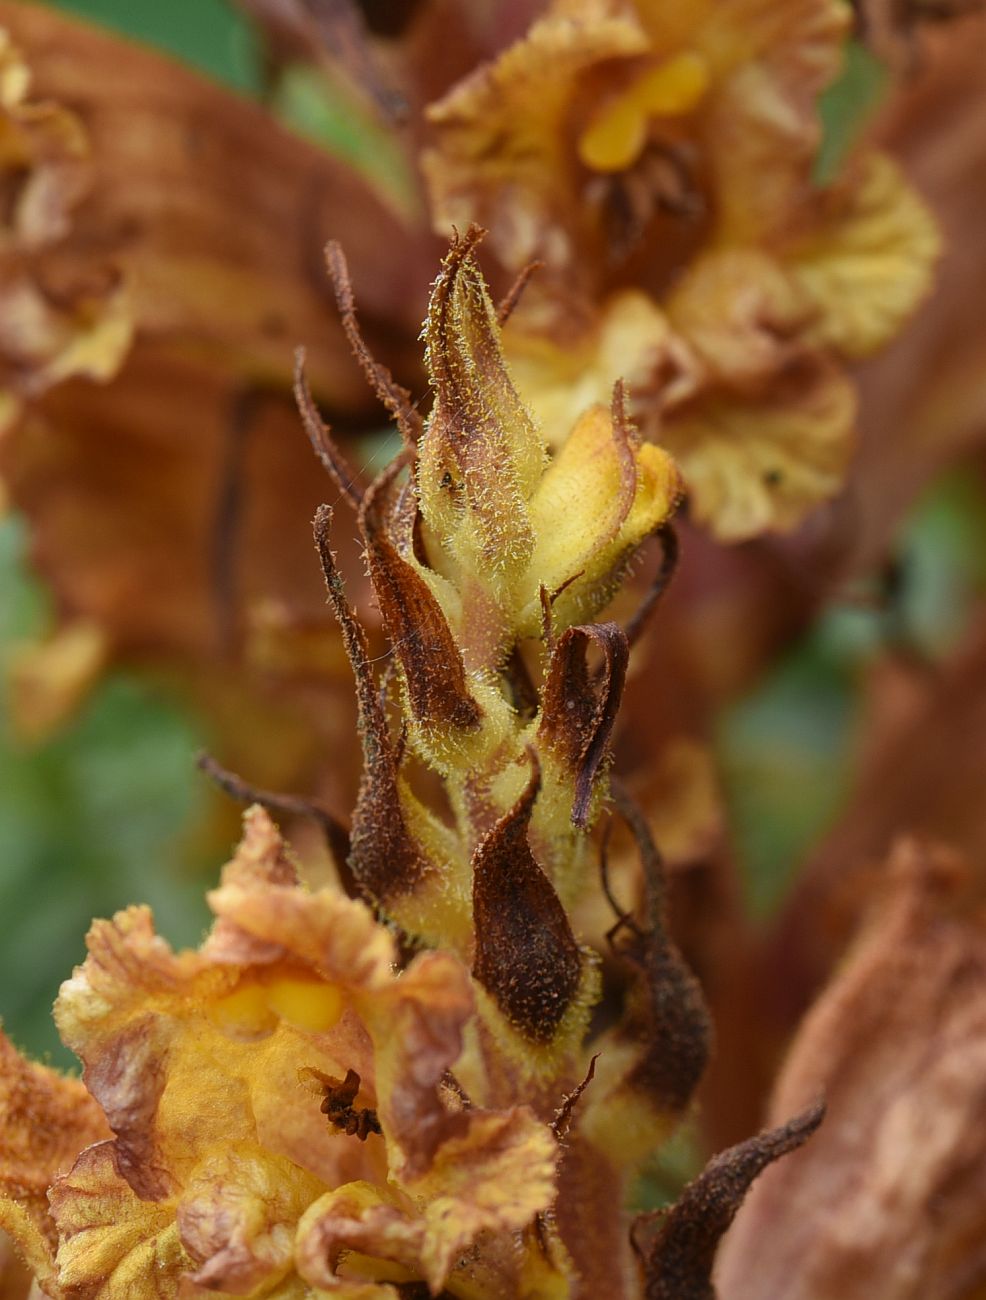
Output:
[
  {"xmin": 788, "ymin": 152, "xmax": 942, "ymax": 358},
  {"xmin": 636, "ymin": 51, "xmax": 710, "ymax": 115},
  {"xmin": 578, "ymin": 99, "xmax": 648, "ymax": 173}
]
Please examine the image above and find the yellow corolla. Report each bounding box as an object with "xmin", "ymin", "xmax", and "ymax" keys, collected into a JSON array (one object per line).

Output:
[{"xmin": 0, "ymin": 807, "xmax": 558, "ymax": 1299}]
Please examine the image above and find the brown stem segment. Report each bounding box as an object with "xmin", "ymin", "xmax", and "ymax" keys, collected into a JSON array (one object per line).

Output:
[{"xmin": 196, "ymin": 750, "xmax": 353, "ymax": 893}]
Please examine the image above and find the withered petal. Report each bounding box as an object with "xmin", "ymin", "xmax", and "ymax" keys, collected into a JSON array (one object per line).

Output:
[
  {"xmin": 178, "ymin": 1142, "xmax": 323, "ymax": 1295},
  {"xmin": 0, "ymin": 1030, "xmax": 109, "ymax": 1286},
  {"xmin": 422, "ymin": 3, "xmax": 649, "ymax": 273},
  {"xmin": 363, "ymin": 951, "xmax": 473, "ymax": 1178},
  {"xmin": 720, "ymin": 838, "xmax": 986, "ymax": 1300},
  {"xmin": 538, "ymin": 620, "xmax": 629, "ymax": 829},
  {"xmin": 787, "ymin": 152, "xmax": 941, "ymax": 359},
  {"xmin": 639, "ymin": 1100, "xmax": 825, "ymax": 1300},
  {"xmin": 205, "ymin": 807, "xmax": 396, "ymax": 984},
  {"xmin": 50, "ymin": 1142, "xmax": 191, "ymax": 1300},
  {"xmin": 471, "ymin": 755, "xmax": 582, "ymax": 1043},
  {"xmin": 82, "ymin": 1014, "xmax": 175, "ymax": 1203}
]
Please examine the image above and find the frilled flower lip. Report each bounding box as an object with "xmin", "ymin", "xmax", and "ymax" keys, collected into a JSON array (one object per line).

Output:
[{"xmin": 423, "ymin": 0, "xmax": 851, "ymax": 280}]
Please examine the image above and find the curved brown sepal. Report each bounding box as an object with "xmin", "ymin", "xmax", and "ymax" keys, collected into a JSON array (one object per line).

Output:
[
  {"xmin": 539, "ymin": 622, "xmax": 629, "ymax": 828},
  {"xmin": 472, "ymin": 755, "xmax": 582, "ymax": 1043},
  {"xmin": 359, "ymin": 456, "xmax": 482, "ymax": 735},
  {"xmin": 324, "ymin": 240, "xmax": 423, "ymax": 449},
  {"xmin": 294, "ymin": 348, "xmax": 364, "ymax": 508},
  {"xmin": 624, "ymin": 523, "xmax": 679, "ymax": 649},
  {"xmin": 313, "ymin": 505, "xmax": 427, "ymax": 901},
  {"xmin": 637, "ymin": 1101, "xmax": 825, "ymax": 1300},
  {"xmin": 611, "ymin": 784, "xmax": 711, "ymax": 1115},
  {"xmin": 196, "ymin": 750, "xmax": 355, "ymax": 896}
]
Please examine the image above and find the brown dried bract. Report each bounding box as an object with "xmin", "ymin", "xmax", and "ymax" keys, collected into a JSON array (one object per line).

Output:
[
  {"xmin": 611, "ymin": 784, "xmax": 712, "ymax": 1117},
  {"xmin": 718, "ymin": 839, "xmax": 986, "ymax": 1299},
  {"xmin": 539, "ymin": 621, "xmax": 628, "ymax": 828},
  {"xmin": 471, "ymin": 755, "xmax": 582, "ymax": 1042},
  {"xmin": 313, "ymin": 505, "xmax": 428, "ymax": 902},
  {"xmin": 358, "ymin": 455, "xmax": 482, "ymax": 735}
]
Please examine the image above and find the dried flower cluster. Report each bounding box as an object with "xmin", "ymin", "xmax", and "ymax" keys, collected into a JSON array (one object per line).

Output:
[
  {"xmin": 0, "ymin": 235, "xmax": 820, "ymax": 1299},
  {"xmin": 2, "ymin": 0, "xmax": 986, "ymax": 1297}
]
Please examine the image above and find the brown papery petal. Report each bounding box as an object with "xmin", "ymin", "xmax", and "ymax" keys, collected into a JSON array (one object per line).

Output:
[
  {"xmin": 0, "ymin": 1031, "xmax": 109, "ymax": 1278},
  {"xmin": 0, "ymin": 1, "xmax": 423, "ymax": 399},
  {"xmin": 718, "ymin": 839, "xmax": 986, "ymax": 1300},
  {"xmin": 538, "ymin": 620, "xmax": 628, "ymax": 828},
  {"xmin": 471, "ymin": 755, "xmax": 582, "ymax": 1043}
]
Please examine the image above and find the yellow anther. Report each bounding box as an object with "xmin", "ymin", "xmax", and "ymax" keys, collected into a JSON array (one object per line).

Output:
[
  {"xmin": 578, "ymin": 51, "xmax": 710, "ymax": 174},
  {"xmin": 265, "ymin": 977, "xmax": 345, "ymax": 1032}
]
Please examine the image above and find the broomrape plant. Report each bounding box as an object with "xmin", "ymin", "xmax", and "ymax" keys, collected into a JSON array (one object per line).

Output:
[
  {"xmin": 0, "ymin": 230, "xmax": 825, "ymax": 1300},
  {"xmin": 3, "ymin": 2, "xmax": 986, "ymax": 1298}
]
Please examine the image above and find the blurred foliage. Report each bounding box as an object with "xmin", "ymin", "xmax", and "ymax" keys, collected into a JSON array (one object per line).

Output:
[
  {"xmin": 0, "ymin": 518, "xmax": 212, "ymax": 1068},
  {"xmin": 271, "ymin": 65, "xmax": 419, "ymax": 210},
  {"xmin": 815, "ymin": 38, "xmax": 889, "ymax": 183},
  {"xmin": 719, "ymin": 469, "xmax": 986, "ymax": 919},
  {"xmin": 48, "ymin": 0, "xmax": 262, "ymax": 92}
]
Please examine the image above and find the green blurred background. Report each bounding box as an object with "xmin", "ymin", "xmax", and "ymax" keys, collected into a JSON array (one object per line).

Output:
[{"xmin": 3, "ymin": 1, "xmax": 984, "ymax": 1089}]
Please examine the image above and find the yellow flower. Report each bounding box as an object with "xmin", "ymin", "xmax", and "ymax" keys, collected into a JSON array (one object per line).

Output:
[
  {"xmin": 424, "ymin": 0, "xmax": 941, "ymax": 539},
  {"xmin": 3, "ymin": 806, "xmax": 555, "ymax": 1299}
]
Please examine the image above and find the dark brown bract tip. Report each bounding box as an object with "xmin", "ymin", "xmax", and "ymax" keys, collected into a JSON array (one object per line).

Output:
[
  {"xmin": 358, "ymin": 455, "xmax": 482, "ymax": 735},
  {"xmin": 472, "ymin": 754, "xmax": 583, "ymax": 1043},
  {"xmin": 313, "ymin": 505, "xmax": 428, "ymax": 902},
  {"xmin": 638, "ymin": 1100, "xmax": 825, "ymax": 1300},
  {"xmin": 610, "ymin": 783, "xmax": 712, "ymax": 1116},
  {"xmin": 538, "ymin": 621, "xmax": 628, "ymax": 828}
]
